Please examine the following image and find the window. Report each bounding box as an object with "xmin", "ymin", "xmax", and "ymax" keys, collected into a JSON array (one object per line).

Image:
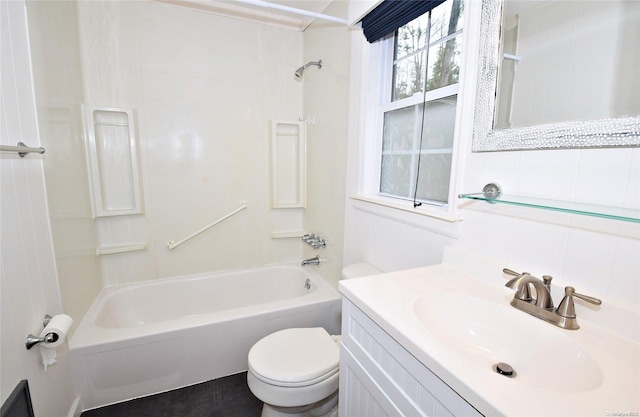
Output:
[{"xmin": 378, "ymin": 0, "xmax": 464, "ymax": 207}]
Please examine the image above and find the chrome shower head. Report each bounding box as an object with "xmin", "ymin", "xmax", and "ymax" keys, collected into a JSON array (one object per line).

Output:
[{"xmin": 294, "ymin": 60, "xmax": 322, "ymax": 80}]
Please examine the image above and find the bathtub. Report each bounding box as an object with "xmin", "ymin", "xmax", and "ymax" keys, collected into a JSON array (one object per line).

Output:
[{"xmin": 69, "ymin": 264, "xmax": 341, "ymax": 411}]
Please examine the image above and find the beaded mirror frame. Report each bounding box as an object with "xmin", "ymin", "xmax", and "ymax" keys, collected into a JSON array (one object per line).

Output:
[{"xmin": 472, "ymin": 0, "xmax": 640, "ymax": 152}]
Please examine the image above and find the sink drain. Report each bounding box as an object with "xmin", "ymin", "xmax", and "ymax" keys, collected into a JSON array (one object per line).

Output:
[{"xmin": 493, "ymin": 362, "xmax": 516, "ymax": 378}]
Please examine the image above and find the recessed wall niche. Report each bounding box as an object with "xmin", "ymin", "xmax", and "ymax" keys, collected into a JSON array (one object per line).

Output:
[
  {"xmin": 270, "ymin": 120, "xmax": 306, "ymax": 208},
  {"xmin": 83, "ymin": 105, "xmax": 143, "ymax": 217}
]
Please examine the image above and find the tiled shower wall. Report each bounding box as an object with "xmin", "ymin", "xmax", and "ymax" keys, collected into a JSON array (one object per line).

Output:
[
  {"xmin": 28, "ymin": 0, "xmax": 313, "ymax": 323},
  {"xmin": 75, "ymin": 0, "xmax": 304, "ymax": 282}
]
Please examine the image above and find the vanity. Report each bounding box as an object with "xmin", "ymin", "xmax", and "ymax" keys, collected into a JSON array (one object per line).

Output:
[{"xmin": 338, "ymin": 246, "xmax": 640, "ymax": 416}]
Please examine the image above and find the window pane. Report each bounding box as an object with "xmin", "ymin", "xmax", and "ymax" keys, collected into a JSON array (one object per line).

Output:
[
  {"xmin": 393, "ymin": 12, "xmax": 429, "ymax": 101},
  {"xmin": 426, "ymin": 35, "xmax": 462, "ymax": 91},
  {"xmin": 421, "ymin": 95, "xmax": 457, "ymax": 149},
  {"xmin": 380, "ymin": 154, "xmax": 413, "ymax": 198},
  {"xmin": 395, "ymin": 14, "xmax": 429, "ymax": 60},
  {"xmin": 382, "ymin": 105, "xmax": 421, "ymax": 152},
  {"xmin": 393, "ymin": 53, "xmax": 426, "ymax": 101},
  {"xmin": 415, "ymin": 153, "xmax": 452, "ymax": 203},
  {"xmin": 430, "ymin": 0, "xmax": 464, "ymax": 42}
]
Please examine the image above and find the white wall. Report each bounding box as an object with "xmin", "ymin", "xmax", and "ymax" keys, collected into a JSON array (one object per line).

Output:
[
  {"xmin": 1, "ymin": 1, "xmax": 78, "ymax": 415},
  {"xmin": 344, "ymin": 0, "xmax": 639, "ymax": 309},
  {"xmin": 26, "ymin": 0, "xmax": 102, "ymax": 335},
  {"xmin": 460, "ymin": 146, "xmax": 639, "ymax": 306},
  {"xmin": 75, "ymin": 0, "xmax": 305, "ymax": 284},
  {"xmin": 302, "ymin": 0, "xmax": 352, "ymax": 287}
]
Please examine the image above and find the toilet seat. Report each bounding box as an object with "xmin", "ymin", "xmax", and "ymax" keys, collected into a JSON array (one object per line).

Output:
[{"xmin": 248, "ymin": 328, "xmax": 339, "ymax": 388}]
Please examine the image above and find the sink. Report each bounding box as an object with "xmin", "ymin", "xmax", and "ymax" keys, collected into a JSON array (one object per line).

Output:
[{"xmin": 414, "ymin": 292, "xmax": 604, "ymax": 393}]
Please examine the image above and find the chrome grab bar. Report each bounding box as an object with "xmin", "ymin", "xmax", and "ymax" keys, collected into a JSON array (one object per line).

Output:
[{"xmin": 1, "ymin": 142, "xmax": 45, "ymax": 157}]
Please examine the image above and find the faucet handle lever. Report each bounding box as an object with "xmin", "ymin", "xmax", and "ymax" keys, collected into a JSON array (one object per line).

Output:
[
  {"xmin": 503, "ymin": 268, "xmax": 523, "ymax": 277},
  {"xmin": 556, "ymin": 286, "xmax": 602, "ymax": 319},
  {"xmin": 573, "ymin": 290, "xmax": 602, "ymax": 306}
]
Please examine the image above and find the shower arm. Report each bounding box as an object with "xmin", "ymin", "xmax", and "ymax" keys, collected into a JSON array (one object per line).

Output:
[
  {"xmin": 295, "ymin": 60, "xmax": 322, "ymax": 79},
  {"xmin": 301, "ymin": 60, "xmax": 322, "ymax": 71}
]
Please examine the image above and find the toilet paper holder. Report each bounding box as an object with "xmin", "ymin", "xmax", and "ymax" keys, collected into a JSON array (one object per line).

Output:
[{"xmin": 25, "ymin": 314, "xmax": 58, "ymax": 350}]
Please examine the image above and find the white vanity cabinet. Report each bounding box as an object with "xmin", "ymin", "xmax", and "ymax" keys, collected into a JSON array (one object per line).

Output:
[{"xmin": 339, "ymin": 297, "xmax": 482, "ymax": 417}]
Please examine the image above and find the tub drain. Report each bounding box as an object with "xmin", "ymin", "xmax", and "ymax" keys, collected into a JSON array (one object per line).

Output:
[{"xmin": 493, "ymin": 362, "xmax": 516, "ymax": 378}]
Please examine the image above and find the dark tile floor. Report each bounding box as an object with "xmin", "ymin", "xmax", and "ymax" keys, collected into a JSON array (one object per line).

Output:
[{"xmin": 81, "ymin": 372, "xmax": 263, "ymax": 417}]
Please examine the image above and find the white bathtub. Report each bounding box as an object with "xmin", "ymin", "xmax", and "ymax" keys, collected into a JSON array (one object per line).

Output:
[{"xmin": 69, "ymin": 264, "xmax": 341, "ymax": 411}]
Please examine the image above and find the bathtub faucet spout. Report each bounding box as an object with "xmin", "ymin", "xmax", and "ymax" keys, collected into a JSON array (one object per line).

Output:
[{"xmin": 301, "ymin": 256, "xmax": 321, "ymax": 266}]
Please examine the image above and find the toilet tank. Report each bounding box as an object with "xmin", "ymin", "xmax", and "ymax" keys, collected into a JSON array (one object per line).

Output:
[{"xmin": 341, "ymin": 263, "xmax": 382, "ymax": 279}]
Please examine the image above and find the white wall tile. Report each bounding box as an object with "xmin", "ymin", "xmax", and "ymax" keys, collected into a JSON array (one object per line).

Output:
[
  {"xmin": 514, "ymin": 149, "xmax": 580, "ymax": 199},
  {"xmin": 402, "ymin": 226, "xmax": 453, "ymax": 270},
  {"xmin": 469, "ymin": 208, "xmax": 514, "ymax": 261},
  {"xmin": 505, "ymin": 216, "xmax": 569, "ymax": 277},
  {"xmin": 574, "ymin": 148, "xmax": 632, "ymax": 206},
  {"xmin": 623, "ymin": 149, "xmax": 640, "ymax": 210},
  {"xmin": 562, "ymin": 228, "xmax": 617, "ymax": 296},
  {"xmin": 608, "ymin": 236, "xmax": 640, "ymax": 305}
]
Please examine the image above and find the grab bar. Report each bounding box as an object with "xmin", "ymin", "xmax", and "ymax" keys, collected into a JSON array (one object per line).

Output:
[
  {"xmin": 1, "ymin": 142, "xmax": 45, "ymax": 157},
  {"xmin": 167, "ymin": 201, "xmax": 248, "ymax": 250}
]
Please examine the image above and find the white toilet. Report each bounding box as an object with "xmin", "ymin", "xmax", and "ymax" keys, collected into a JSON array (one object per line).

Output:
[{"xmin": 246, "ymin": 263, "xmax": 382, "ymax": 417}]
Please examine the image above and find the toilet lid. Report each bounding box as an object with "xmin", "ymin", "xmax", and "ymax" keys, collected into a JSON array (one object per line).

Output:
[{"xmin": 248, "ymin": 328, "xmax": 339, "ymax": 387}]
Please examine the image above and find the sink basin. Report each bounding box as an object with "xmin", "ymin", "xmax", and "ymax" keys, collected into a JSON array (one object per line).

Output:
[{"xmin": 414, "ymin": 292, "xmax": 603, "ymax": 393}]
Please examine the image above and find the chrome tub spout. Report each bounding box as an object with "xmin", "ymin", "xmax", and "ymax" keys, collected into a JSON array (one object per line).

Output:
[{"xmin": 301, "ymin": 256, "xmax": 321, "ymax": 266}]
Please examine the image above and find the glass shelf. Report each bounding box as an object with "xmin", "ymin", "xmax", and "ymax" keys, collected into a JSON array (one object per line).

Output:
[{"xmin": 458, "ymin": 193, "xmax": 640, "ymax": 223}]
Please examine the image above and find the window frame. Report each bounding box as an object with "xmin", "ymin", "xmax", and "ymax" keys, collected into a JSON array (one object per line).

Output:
[
  {"xmin": 351, "ymin": 0, "xmax": 472, "ymax": 224},
  {"xmin": 375, "ymin": 8, "xmax": 465, "ymax": 208}
]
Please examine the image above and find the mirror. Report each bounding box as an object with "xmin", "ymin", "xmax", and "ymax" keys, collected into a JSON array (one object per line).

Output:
[{"xmin": 472, "ymin": 0, "xmax": 640, "ymax": 151}]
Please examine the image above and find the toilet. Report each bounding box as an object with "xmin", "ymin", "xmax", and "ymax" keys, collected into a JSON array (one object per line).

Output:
[{"xmin": 246, "ymin": 262, "xmax": 382, "ymax": 417}]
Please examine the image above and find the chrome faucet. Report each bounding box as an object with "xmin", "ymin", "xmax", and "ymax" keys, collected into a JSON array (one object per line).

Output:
[
  {"xmin": 301, "ymin": 256, "xmax": 321, "ymax": 266},
  {"xmin": 302, "ymin": 234, "xmax": 326, "ymax": 249},
  {"xmin": 503, "ymin": 268, "xmax": 601, "ymax": 330}
]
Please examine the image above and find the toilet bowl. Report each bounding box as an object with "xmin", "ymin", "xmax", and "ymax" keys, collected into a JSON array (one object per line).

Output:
[{"xmin": 247, "ymin": 262, "xmax": 382, "ymax": 417}]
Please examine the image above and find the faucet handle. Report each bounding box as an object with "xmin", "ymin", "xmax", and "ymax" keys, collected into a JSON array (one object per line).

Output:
[
  {"xmin": 573, "ymin": 289, "xmax": 602, "ymax": 306},
  {"xmin": 503, "ymin": 268, "xmax": 524, "ymax": 277},
  {"xmin": 556, "ymin": 286, "xmax": 602, "ymax": 319}
]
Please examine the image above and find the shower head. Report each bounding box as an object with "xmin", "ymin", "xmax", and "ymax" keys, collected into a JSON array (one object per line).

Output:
[{"xmin": 294, "ymin": 60, "xmax": 322, "ymax": 80}]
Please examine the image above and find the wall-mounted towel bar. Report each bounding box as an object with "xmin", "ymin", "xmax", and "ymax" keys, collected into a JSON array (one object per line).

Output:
[
  {"xmin": 503, "ymin": 53, "xmax": 522, "ymax": 62},
  {"xmin": 1, "ymin": 142, "xmax": 45, "ymax": 157},
  {"xmin": 167, "ymin": 201, "xmax": 248, "ymax": 250}
]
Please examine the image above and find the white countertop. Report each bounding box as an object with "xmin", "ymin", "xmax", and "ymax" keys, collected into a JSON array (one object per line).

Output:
[{"xmin": 339, "ymin": 247, "xmax": 640, "ymax": 417}]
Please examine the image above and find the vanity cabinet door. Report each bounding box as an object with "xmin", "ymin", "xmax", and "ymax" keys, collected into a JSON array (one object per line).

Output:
[
  {"xmin": 339, "ymin": 298, "xmax": 482, "ymax": 417},
  {"xmin": 340, "ymin": 346, "xmax": 401, "ymax": 417}
]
